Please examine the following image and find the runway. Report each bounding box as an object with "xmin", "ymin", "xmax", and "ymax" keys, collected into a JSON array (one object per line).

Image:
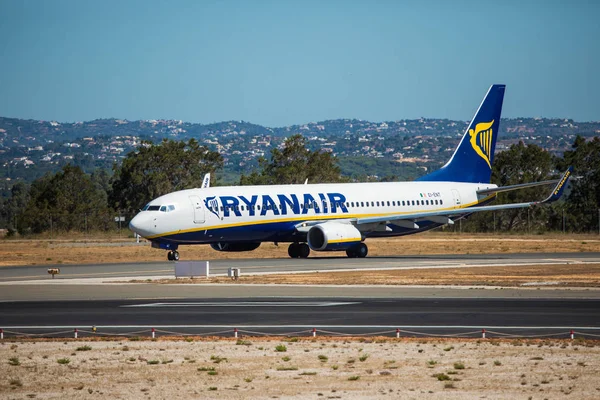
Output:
[
  {"xmin": 1, "ymin": 297, "xmax": 599, "ymax": 338},
  {"xmin": 1, "ymin": 253, "xmax": 599, "ymax": 338}
]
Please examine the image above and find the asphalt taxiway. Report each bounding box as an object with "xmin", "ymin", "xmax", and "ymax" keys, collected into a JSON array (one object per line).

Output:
[{"xmin": 1, "ymin": 253, "xmax": 599, "ymax": 337}]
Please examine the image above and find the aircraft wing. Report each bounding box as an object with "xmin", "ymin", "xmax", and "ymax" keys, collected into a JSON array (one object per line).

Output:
[{"xmin": 352, "ymin": 167, "xmax": 572, "ymax": 228}]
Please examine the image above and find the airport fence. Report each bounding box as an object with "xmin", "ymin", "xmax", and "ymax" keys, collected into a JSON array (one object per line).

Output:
[{"xmin": 1, "ymin": 326, "xmax": 599, "ymax": 340}]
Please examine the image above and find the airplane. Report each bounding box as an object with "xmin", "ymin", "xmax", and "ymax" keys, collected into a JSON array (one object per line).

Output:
[{"xmin": 129, "ymin": 84, "xmax": 572, "ymax": 261}]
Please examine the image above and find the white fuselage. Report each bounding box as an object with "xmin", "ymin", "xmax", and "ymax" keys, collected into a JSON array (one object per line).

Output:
[{"xmin": 130, "ymin": 180, "xmax": 496, "ymax": 246}]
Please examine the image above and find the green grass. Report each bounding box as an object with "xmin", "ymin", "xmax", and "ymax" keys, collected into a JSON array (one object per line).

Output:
[
  {"xmin": 147, "ymin": 360, "xmax": 160, "ymax": 365},
  {"xmin": 275, "ymin": 344, "xmax": 287, "ymax": 352},
  {"xmin": 207, "ymin": 370, "xmax": 218, "ymax": 376},
  {"xmin": 318, "ymin": 355, "xmax": 328, "ymax": 362},
  {"xmin": 210, "ymin": 355, "xmax": 227, "ymax": 364},
  {"xmin": 359, "ymin": 353, "xmax": 369, "ymax": 362},
  {"xmin": 276, "ymin": 366, "xmax": 298, "ymax": 371},
  {"xmin": 348, "ymin": 376, "xmax": 360, "ymax": 381},
  {"xmin": 453, "ymin": 362, "xmax": 465, "ymax": 370},
  {"xmin": 236, "ymin": 339, "xmax": 252, "ymax": 346},
  {"xmin": 299, "ymin": 372, "xmax": 317, "ymax": 376},
  {"xmin": 494, "ymin": 360, "xmax": 502, "ymax": 366},
  {"xmin": 57, "ymin": 358, "xmax": 70, "ymax": 364},
  {"xmin": 432, "ymin": 373, "xmax": 451, "ymax": 381},
  {"xmin": 198, "ymin": 367, "xmax": 216, "ymax": 372},
  {"xmin": 444, "ymin": 346, "xmax": 454, "ymax": 352},
  {"xmin": 76, "ymin": 345, "xmax": 92, "ymax": 351},
  {"xmin": 208, "ymin": 387, "xmax": 218, "ymax": 391},
  {"xmin": 282, "ymin": 356, "xmax": 291, "ymax": 362},
  {"xmin": 331, "ymin": 365, "xmax": 339, "ymax": 370}
]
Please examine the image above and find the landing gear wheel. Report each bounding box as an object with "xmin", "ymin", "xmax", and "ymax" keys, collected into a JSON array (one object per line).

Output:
[
  {"xmin": 172, "ymin": 250, "xmax": 180, "ymax": 261},
  {"xmin": 298, "ymin": 243, "xmax": 310, "ymax": 258},
  {"xmin": 167, "ymin": 251, "xmax": 174, "ymax": 261},
  {"xmin": 346, "ymin": 248, "xmax": 357, "ymax": 258},
  {"xmin": 356, "ymin": 243, "xmax": 368, "ymax": 258},
  {"xmin": 288, "ymin": 243, "xmax": 300, "ymax": 258}
]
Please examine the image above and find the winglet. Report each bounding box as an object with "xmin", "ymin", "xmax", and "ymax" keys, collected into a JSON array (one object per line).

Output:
[{"xmin": 541, "ymin": 167, "xmax": 572, "ymax": 203}]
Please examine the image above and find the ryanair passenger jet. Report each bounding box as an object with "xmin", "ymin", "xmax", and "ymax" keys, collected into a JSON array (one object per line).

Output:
[{"xmin": 129, "ymin": 85, "xmax": 572, "ymax": 261}]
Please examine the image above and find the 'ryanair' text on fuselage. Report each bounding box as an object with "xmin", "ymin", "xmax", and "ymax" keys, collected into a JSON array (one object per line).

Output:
[{"xmin": 205, "ymin": 192, "xmax": 349, "ymax": 218}]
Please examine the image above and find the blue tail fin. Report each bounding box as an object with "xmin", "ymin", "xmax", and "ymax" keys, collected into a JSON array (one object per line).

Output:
[{"xmin": 417, "ymin": 84, "xmax": 506, "ymax": 183}]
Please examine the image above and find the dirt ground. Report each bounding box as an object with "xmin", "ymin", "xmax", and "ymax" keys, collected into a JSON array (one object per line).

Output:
[
  {"xmin": 1, "ymin": 338, "xmax": 599, "ymax": 399},
  {"xmin": 144, "ymin": 263, "xmax": 600, "ymax": 288},
  {"xmin": 1, "ymin": 233, "xmax": 599, "ymax": 266}
]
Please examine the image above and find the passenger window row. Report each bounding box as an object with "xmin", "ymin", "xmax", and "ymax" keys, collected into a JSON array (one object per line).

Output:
[{"xmin": 218, "ymin": 199, "xmax": 443, "ymax": 212}]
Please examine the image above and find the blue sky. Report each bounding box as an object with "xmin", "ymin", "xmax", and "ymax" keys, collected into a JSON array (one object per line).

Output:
[{"xmin": 0, "ymin": 0, "xmax": 598, "ymax": 126}]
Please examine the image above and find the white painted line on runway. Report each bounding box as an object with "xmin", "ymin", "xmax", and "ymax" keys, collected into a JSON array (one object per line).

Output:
[{"xmin": 120, "ymin": 301, "xmax": 361, "ymax": 308}]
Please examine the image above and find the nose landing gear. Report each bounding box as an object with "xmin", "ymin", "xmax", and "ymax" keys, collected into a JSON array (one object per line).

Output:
[{"xmin": 167, "ymin": 250, "xmax": 180, "ymax": 261}]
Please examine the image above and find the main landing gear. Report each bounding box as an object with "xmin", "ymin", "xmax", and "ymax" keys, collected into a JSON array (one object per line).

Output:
[
  {"xmin": 288, "ymin": 242, "xmax": 310, "ymax": 258},
  {"xmin": 167, "ymin": 250, "xmax": 180, "ymax": 261},
  {"xmin": 346, "ymin": 243, "xmax": 368, "ymax": 258}
]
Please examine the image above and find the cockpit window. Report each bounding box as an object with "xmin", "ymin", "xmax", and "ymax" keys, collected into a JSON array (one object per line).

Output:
[
  {"xmin": 168, "ymin": 205, "xmax": 175, "ymax": 211},
  {"xmin": 147, "ymin": 205, "xmax": 160, "ymax": 211},
  {"xmin": 159, "ymin": 206, "xmax": 167, "ymax": 212},
  {"xmin": 142, "ymin": 204, "xmax": 150, "ymax": 211}
]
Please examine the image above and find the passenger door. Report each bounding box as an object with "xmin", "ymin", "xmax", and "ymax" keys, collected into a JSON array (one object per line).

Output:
[{"xmin": 189, "ymin": 195, "xmax": 205, "ymax": 224}]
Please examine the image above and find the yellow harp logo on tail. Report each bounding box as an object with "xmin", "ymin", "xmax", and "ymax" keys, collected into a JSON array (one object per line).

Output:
[{"xmin": 469, "ymin": 120, "xmax": 494, "ymax": 169}]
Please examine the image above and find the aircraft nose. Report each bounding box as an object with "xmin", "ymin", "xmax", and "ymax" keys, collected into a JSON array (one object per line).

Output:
[{"xmin": 129, "ymin": 213, "xmax": 151, "ymax": 237}]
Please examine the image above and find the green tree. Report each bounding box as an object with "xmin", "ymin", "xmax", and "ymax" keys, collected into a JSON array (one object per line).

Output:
[
  {"xmin": 462, "ymin": 142, "xmax": 556, "ymax": 233},
  {"xmin": 0, "ymin": 182, "xmax": 30, "ymax": 233},
  {"xmin": 559, "ymin": 135, "xmax": 600, "ymax": 232},
  {"xmin": 18, "ymin": 164, "xmax": 111, "ymax": 234},
  {"xmin": 109, "ymin": 139, "xmax": 223, "ymax": 214},
  {"xmin": 240, "ymin": 134, "xmax": 347, "ymax": 185}
]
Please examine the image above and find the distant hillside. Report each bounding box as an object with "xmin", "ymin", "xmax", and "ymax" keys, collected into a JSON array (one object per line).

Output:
[{"xmin": 1, "ymin": 116, "xmax": 598, "ymax": 189}]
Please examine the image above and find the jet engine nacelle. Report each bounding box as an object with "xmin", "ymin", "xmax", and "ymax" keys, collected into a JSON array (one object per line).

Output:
[
  {"xmin": 210, "ymin": 242, "xmax": 261, "ymax": 252},
  {"xmin": 307, "ymin": 222, "xmax": 362, "ymax": 251}
]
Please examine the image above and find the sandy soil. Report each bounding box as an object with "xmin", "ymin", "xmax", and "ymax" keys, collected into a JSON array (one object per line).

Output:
[
  {"xmin": 142, "ymin": 263, "xmax": 600, "ymax": 287},
  {"xmin": 2, "ymin": 233, "xmax": 600, "ymax": 266},
  {"xmin": 1, "ymin": 338, "xmax": 599, "ymax": 399}
]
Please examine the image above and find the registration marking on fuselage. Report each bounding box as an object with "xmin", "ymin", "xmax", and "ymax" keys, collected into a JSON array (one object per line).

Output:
[{"xmin": 120, "ymin": 301, "xmax": 361, "ymax": 308}]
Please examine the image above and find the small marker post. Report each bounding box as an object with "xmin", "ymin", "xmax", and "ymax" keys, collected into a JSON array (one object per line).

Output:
[
  {"xmin": 74, "ymin": 328, "xmax": 78, "ymax": 339},
  {"xmin": 234, "ymin": 328, "xmax": 238, "ymax": 338},
  {"xmin": 396, "ymin": 328, "xmax": 400, "ymax": 338},
  {"xmin": 151, "ymin": 328, "xmax": 155, "ymax": 339},
  {"xmin": 312, "ymin": 328, "xmax": 316, "ymax": 337},
  {"xmin": 482, "ymin": 329, "xmax": 486, "ymax": 339},
  {"xmin": 570, "ymin": 330, "xmax": 574, "ymax": 340},
  {"xmin": 0, "ymin": 328, "xmax": 3, "ymax": 340}
]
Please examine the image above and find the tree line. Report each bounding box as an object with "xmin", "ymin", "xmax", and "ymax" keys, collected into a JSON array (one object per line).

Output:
[{"xmin": 1, "ymin": 134, "xmax": 599, "ymax": 236}]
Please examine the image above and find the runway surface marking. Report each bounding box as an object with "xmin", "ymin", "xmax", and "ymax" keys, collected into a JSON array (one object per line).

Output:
[{"xmin": 120, "ymin": 301, "xmax": 361, "ymax": 307}]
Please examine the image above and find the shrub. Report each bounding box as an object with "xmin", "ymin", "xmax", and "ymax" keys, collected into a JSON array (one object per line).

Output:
[
  {"xmin": 276, "ymin": 366, "xmax": 298, "ymax": 371},
  {"xmin": 57, "ymin": 358, "xmax": 70, "ymax": 364},
  {"xmin": 318, "ymin": 355, "xmax": 328, "ymax": 362},
  {"xmin": 275, "ymin": 344, "xmax": 287, "ymax": 352},
  {"xmin": 432, "ymin": 373, "xmax": 451, "ymax": 381},
  {"xmin": 453, "ymin": 362, "xmax": 465, "ymax": 370},
  {"xmin": 348, "ymin": 376, "xmax": 360, "ymax": 381},
  {"xmin": 76, "ymin": 345, "xmax": 92, "ymax": 352},
  {"xmin": 8, "ymin": 357, "xmax": 20, "ymax": 366},
  {"xmin": 147, "ymin": 360, "xmax": 159, "ymax": 365}
]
